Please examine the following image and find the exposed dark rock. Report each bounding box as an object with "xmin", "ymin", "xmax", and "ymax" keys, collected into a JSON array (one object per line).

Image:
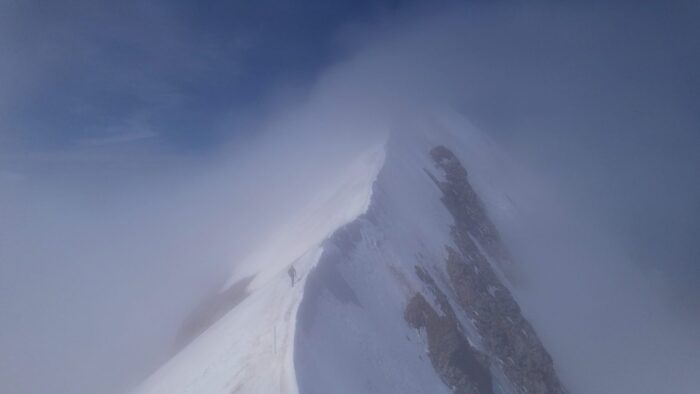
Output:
[
  {"xmin": 430, "ymin": 146, "xmax": 510, "ymax": 267},
  {"xmin": 430, "ymin": 145, "xmax": 567, "ymax": 394},
  {"xmin": 405, "ymin": 267, "xmax": 493, "ymax": 394},
  {"xmin": 295, "ymin": 141, "xmax": 568, "ymax": 394}
]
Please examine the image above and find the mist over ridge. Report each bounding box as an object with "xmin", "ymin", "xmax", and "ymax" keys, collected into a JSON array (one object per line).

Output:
[{"xmin": 1, "ymin": 1, "xmax": 699, "ymax": 393}]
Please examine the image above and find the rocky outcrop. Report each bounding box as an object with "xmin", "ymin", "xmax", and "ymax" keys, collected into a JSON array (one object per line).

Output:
[
  {"xmin": 430, "ymin": 146, "xmax": 567, "ymax": 394},
  {"xmin": 405, "ymin": 266, "xmax": 492, "ymax": 394},
  {"xmin": 294, "ymin": 138, "xmax": 568, "ymax": 394}
]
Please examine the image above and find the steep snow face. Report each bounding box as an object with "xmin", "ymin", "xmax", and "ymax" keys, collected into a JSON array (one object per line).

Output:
[
  {"xmin": 294, "ymin": 125, "xmax": 458, "ymax": 394},
  {"xmin": 135, "ymin": 111, "xmax": 567, "ymax": 394},
  {"xmin": 133, "ymin": 145, "xmax": 385, "ymax": 394},
  {"xmin": 295, "ymin": 114, "xmax": 567, "ymax": 394}
]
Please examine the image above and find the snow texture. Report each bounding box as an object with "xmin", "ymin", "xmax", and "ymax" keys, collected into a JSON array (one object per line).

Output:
[
  {"xmin": 134, "ymin": 146, "xmax": 384, "ymax": 394},
  {"xmin": 135, "ymin": 110, "xmax": 559, "ymax": 394}
]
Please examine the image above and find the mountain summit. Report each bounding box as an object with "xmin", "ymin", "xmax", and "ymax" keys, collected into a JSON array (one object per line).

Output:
[{"xmin": 135, "ymin": 113, "xmax": 568, "ymax": 394}]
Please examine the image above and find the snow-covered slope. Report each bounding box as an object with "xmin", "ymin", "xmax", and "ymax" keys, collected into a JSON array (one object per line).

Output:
[
  {"xmin": 135, "ymin": 112, "xmax": 567, "ymax": 394},
  {"xmin": 134, "ymin": 146, "xmax": 385, "ymax": 394}
]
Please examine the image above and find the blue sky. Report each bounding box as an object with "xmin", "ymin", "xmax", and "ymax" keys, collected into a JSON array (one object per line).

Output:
[{"xmin": 0, "ymin": 0, "xmax": 414, "ymax": 153}]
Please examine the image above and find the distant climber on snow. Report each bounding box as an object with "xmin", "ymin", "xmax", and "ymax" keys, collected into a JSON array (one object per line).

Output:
[{"xmin": 288, "ymin": 265, "xmax": 297, "ymax": 287}]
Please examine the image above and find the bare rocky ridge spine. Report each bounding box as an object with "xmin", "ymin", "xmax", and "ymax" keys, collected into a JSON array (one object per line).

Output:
[
  {"xmin": 294, "ymin": 140, "xmax": 569, "ymax": 394},
  {"xmin": 405, "ymin": 266, "xmax": 493, "ymax": 394},
  {"xmin": 428, "ymin": 145, "xmax": 567, "ymax": 394}
]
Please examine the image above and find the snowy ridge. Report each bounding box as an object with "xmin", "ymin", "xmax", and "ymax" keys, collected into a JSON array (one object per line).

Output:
[
  {"xmin": 134, "ymin": 145, "xmax": 385, "ymax": 394},
  {"xmin": 135, "ymin": 111, "xmax": 567, "ymax": 394},
  {"xmin": 295, "ymin": 112, "xmax": 566, "ymax": 394}
]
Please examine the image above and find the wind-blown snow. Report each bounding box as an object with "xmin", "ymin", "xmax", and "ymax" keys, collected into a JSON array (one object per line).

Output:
[
  {"xmin": 293, "ymin": 114, "xmax": 521, "ymax": 394},
  {"xmin": 133, "ymin": 145, "xmax": 385, "ymax": 394},
  {"xmin": 135, "ymin": 111, "xmax": 561, "ymax": 394}
]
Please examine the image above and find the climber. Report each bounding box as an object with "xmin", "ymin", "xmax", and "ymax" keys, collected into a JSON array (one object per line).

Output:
[{"xmin": 288, "ymin": 265, "xmax": 297, "ymax": 287}]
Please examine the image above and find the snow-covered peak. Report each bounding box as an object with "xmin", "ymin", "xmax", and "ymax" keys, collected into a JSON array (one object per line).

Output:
[
  {"xmin": 134, "ymin": 113, "xmax": 567, "ymax": 394},
  {"xmin": 134, "ymin": 142, "xmax": 384, "ymax": 394}
]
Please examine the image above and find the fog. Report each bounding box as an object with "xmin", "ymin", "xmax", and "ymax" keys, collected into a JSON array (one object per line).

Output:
[
  {"xmin": 1, "ymin": 1, "xmax": 699, "ymax": 393},
  {"xmin": 0, "ymin": 85, "xmax": 384, "ymax": 393}
]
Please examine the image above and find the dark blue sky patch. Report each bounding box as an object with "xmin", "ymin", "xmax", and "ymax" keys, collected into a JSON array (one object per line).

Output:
[{"xmin": 1, "ymin": 0, "xmax": 412, "ymax": 153}]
